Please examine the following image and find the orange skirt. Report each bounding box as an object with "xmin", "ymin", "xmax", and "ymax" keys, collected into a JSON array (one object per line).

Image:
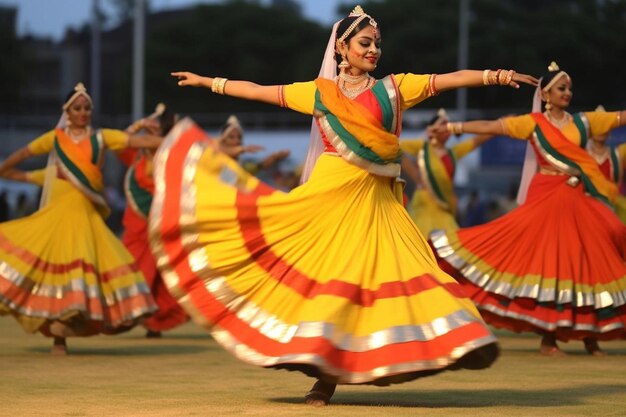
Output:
[
  {"xmin": 432, "ymin": 173, "xmax": 626, "ymax": 341},
  {"xmin": 122, "ymin": 208, "xmax": 188, "ymax": 332}
]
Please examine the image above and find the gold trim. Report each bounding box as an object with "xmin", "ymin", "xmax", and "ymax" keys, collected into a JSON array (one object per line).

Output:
[
  {"xmin": 212, "ymin": 327, "xmax": 497, "ymax": 384},
  {"xmin": 531, "ymin": 132, "xmax": 579, "ymax": 176},
  {"xmin": 430, "ymin": 230, "xmax": 626, "ymax": 309}
]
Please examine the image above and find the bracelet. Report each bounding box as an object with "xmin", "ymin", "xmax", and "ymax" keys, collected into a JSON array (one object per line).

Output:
[
  {"xmin": 428, "ymin": 74, "xmax": 439, "ymax": 96},
  {"xmin": 446, "ymin": 122, "xmax": 463, "ymax": 135},
  {"xmin": 498, "ymin": 69, "xmax": 515, "ymax": 86},
  {"xmin": 482, "ymin": 69, "xmax": 490, "ymax": 86},
  {"xmin": 488, "ymin": 70, "xmax": 498, "ymax": 86},
  {"xmin": 211, "ymin": 77, "xmax": 228, "ymax": 95}
]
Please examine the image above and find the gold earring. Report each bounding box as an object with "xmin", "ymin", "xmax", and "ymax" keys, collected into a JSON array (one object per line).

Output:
[
  {"xmin": 545, "ymin": 99, "xmax": 552, "ymax": 111},
  {"xmin": 338, "ymin": 54, "xmax": 350, "ymax": 70}
]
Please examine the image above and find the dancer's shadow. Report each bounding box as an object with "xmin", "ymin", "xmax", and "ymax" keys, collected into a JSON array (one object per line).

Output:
[{"xmin": 272, "ymin": 384, "xmax": 626, "ymax": 408}]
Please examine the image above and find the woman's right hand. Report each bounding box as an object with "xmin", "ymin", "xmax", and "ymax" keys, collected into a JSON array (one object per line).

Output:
[{"xmin": 171, "ymin": 71, "xmax": 207, "ymax": 88}]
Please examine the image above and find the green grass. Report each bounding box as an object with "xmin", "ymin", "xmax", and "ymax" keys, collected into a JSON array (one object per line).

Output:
[{"xmin": 0, "ymin": 319, "xmax": 625, "ymax": 416}]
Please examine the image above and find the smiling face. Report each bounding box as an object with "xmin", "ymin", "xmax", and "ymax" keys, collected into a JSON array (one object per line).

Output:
[
  {"xmin": 338, "ymin": 24, "xmax": 381, "ymax": 75},
  {"xmin": 543, "ymin": 76, "xmax": 573, "ymax": 110},
  {"xmin": 66, "ymin": 95, "xmax": 92, "ymax": 129}
]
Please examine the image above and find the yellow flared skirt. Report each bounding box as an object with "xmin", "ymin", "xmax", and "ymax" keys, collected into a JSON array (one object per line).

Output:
[
  {"xmin": 150, "ymin": 120, "xmax": 497, "ymax": 385},
  {"xmin": 408, "ymin": 189, "xmax": 458, "ymax": 236},
  {"xmin": 0, "ymin": 177, "xmax": 156, "ymax": 335}
]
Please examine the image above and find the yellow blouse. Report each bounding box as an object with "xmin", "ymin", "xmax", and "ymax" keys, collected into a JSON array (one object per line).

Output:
[
  {"xmin": 27, "ymin": 129, "xmax": 129, "ymax": 155},
  {"xmin": 284, "ymin": 73, "xmax": 432, "ymax": 115},
  {"xmin": 502, "ymin": 112, "xmax": 620, "ymax": 143}
]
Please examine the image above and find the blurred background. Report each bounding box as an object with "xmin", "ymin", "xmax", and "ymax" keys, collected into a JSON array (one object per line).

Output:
[{"xmin": 1, "ymin": 0, "xmax": 626, "ymax": 230}]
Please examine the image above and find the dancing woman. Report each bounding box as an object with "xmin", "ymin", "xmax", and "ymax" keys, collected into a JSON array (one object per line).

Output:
[
  {"xmin": 119, "ymin": 104, "xmax": 189, "ymax": 338},
  {"xmin": 0, "ymin": 83, "xmax": 159, "ymax": 354},
  {"xmin": 586, "ymin": 106, "xmax": 626, "ymax": 225},
  {"xmin": 400, "ymin": 108, "xmax": 494, "ymax": 235},
  {"xmin": 431, "ymin": 63, "xmax": 626, "ymax": 357},
  {"xmin": 161, "ymin": 5, "xmax": 536, "ymax": 405},
  {"xmin": 218, "ymin": 115, "xmax": 291, "ymax": 172}
]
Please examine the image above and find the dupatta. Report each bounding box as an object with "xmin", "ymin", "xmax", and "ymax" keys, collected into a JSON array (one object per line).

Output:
[
  {"xmin": 531, "ymin": 113, "xmax": 618, "ymax": 206},
  {"xmin": 313, "ymin": 76, "xmax": 402, "ymax": 177},
  {"xmin": 53, "ymin": 128, "xmax": 110, "ymax": 216}
]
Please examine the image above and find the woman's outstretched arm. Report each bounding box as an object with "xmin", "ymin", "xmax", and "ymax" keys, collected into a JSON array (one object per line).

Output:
[
  {"xmin": 172, "ymin": 72, "xmax": 281, "ymax": 106},
  {"xmin": 0, "ymin": 147, "xmax": 33, "ymax": 177},
  {"xmin": 435, "ymin": 70, "xmax": 538, "ymax": 92}
]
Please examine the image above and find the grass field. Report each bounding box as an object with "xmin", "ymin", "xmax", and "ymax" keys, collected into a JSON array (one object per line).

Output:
[{"xmin": 1, "ymin": 318, "xmax": 625, "ymax": 417}]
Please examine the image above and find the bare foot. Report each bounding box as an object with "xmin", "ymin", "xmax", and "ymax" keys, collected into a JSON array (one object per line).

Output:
[
  {"xmin": 51, "ymin": 337, "xmax": 67, "ymax": 355},
  {"xmin": 304, "ymin": 380, "xmax": 336, "ymax": 406},
  {"xmin": 539, "ymin": 345, "xmax": 567, "ymax": 357},
  {"xmin": 583, "ymin": 338, "xmax": 607, "ymax": 357},
  {"xmin": 540, "ymin": 334, "xmax": 567, "ymax": 357}
]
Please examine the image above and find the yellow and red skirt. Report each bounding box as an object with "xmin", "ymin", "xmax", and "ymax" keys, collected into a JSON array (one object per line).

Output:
[
  {"xmin": 149, "ymin": 121, "xmax": 498, "ymax": 385},
  {"xmin": 122, "ymin": 208, "xmax": 188, "ymax": 331},
  {"xmin": 432, "ymin": 173, "xmax": 626, "ymax": 341},
  {"xmin": 0, "ymin": 177, "xmax": 156, "ymax": 336}
]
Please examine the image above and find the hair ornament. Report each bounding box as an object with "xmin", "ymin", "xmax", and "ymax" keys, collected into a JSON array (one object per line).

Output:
[{"xmin": 336, "ymin": 5, "xmax": 378, "ymax": 46}]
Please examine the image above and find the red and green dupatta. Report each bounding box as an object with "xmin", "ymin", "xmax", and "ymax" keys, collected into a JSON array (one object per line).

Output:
[
  {"xmin": 531, "ymin": 113, "xmax": 618, "ymax": 205},
  {"xmin": 53, "ymin": 128, "xmax": 110, "ymax": 216},
  {"xmin": 124, "ymin": 153, "xmax": 155, "ymax": 219},
  {"xmin": 313, "ymin": 76, "xmax": 402, "ymax": 177},
  {"xmin": 418, "ymin": 143, "xmax": 458, "ymax": 214}
]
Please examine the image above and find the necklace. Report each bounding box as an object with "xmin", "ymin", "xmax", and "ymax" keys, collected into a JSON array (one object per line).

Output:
[
  {"xmin": 65, "ymin": 127, "xmax": 90, "ymax": 142},
  {"xmin": 337, "ymin": 76, "xmax": 374, "ymax": 99},
  {"xmin": 544, "ymin": 110, "xmax": 571, "ymax": 129},
  {"xmin": 338, "ymin": 70, "xmax": 369, "ymax": 85}
]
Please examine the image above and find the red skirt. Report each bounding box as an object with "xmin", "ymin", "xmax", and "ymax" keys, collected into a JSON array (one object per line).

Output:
[
  {"xmin": 431, "ymin": 173, "xmax": 626, "ymax": 341},
  {"xmin": 122, "ymin": 208, "xmax": 188, "ymax": 332}
]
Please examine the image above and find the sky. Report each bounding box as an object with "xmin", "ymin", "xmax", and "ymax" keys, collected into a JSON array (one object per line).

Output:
[{"xmin": 1, "ymin": 0, "xmax": 342, "ymax": 41}]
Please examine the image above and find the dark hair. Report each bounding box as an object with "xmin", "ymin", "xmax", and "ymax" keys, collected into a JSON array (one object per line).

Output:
[
  {"xmin": 158, "ymin": 107, "xmax": 176, "ymax": 136},
  {"xmin": 333, "ymin": 16, "xmax": 379, "ymax": 65},
  {"xmin": 63, "ymin": 86, "xmax": 89, "ymax": 105},
  {"xmin": 540, "ymin": 70, "xmax": 570, "ymax": 91}
]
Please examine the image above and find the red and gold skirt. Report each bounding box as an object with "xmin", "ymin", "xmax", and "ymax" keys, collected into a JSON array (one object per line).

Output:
[{"xmin": 432, "ymin": 173, "xmax": 626, "ymax": 341}]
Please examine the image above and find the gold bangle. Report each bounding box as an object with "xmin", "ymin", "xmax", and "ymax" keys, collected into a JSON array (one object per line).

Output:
[
  {"xmin": 211, "ymin": 77, "xmax": 220, "ymax": 93},
  {"xmin": 211, "ymin": 77, "xmax": 228, "ymax": 95},
  {"xmin": 498, "ymin": 70, "xmax": 507, "ymax": 85},
  {"xmin": 488, "ymin": 70, "xmax": 498, "ymax": 86},
  {"xmin": 482, "ymin": 69, "xmax": 490, "ymax": 86},
  {"xmin": 447, "ymin": 122, "xmax": 463, "ymax": 135}
]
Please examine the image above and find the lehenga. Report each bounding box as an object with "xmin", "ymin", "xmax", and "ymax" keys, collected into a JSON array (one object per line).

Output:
[
  {"xmin": 400, "ymin": 138, "xmax": 477, "ymax": 235},
  {"xmin": 149, "ymin": 74, "xmax": 498, "ymax": 385},
  {"xmin": 431, "ymin": 112, "xmax": 626, "ymax": 341},
  {"xmin": 118, "ymin": 148, "xmax": 188, "ymax": 332},
  {"xmin": 0, "ymin": 128, "xmax": 156, "ymax": 336}
]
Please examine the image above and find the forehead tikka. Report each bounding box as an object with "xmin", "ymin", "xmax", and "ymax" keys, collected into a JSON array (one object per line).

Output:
[{"xmin": 336, "ymin": 5, "xmax": 378, "ymax": 45}]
